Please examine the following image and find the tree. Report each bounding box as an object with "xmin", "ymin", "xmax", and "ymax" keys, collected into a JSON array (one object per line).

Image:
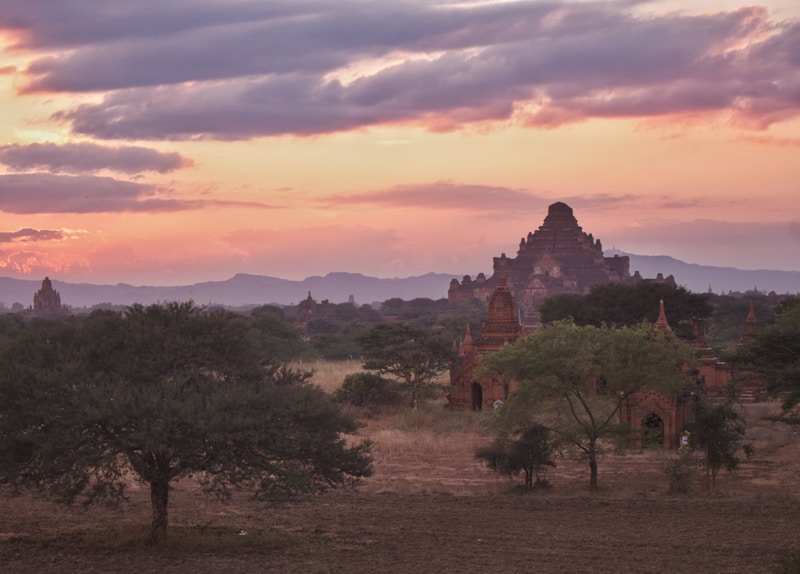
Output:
[
  {"xmin": 476, "ymin": 424, "xmax": 557, "ymax": 489},
  {"xmin": 481, "ymin": 321, "xmax": 693, "ymax": 490},
  {"xmin": 540, "ymin": 282, "xmax": 712, "ymax": 340},
  {"xmin": 248, "ymin": 304, "xmax": 305, "ymax": 361},
  {"xmin": 334, "ymin": 372, "xmax": 403, "ymax": 410},
  {"xmin": 732, "ymin": 297, "xmax": 800, "ymax": 412},
  {"xmin": 357, "ymin": 322, "xmax": 454, "ymax": 409},
  {"xmin": 689, "ymin": 398, "xmax": 753, "ymax": 489},
  {"xmin": 0, "ymin": 303, "xmax": 372, "ymax": 544}
]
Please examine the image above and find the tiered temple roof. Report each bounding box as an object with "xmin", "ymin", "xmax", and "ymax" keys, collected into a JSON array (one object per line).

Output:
[{"xmin": 449, "ymin": 202, "xmax": 653, "ymax": 329}]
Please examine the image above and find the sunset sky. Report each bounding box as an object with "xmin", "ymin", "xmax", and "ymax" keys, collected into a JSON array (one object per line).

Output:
[{"xmin": 1, "ymin": 0, "xmax": 799, "ymax": 287}]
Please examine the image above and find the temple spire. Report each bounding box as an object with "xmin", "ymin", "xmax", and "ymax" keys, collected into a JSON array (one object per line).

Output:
[
  {"xmin": 655, "ymin": 299, "xmax": 672, "ymax": 333},
  {"xmin": 742, "ymin": 301, "xmax": 758, "ymax": 343}
]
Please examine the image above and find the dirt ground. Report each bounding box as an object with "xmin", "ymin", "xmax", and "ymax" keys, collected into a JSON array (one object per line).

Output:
[{"xmin": 2, "ymin": 403, "xmax": 799, "ymax": 574}]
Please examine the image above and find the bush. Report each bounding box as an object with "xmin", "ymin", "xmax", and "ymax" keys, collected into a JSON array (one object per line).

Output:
[
  {"xmin": 334, "ymin": 372, "xmax": 403, "ymax": 409},
  {"xmin": 664, "ymin": 452, "xmax": 695, "ymax": 494},
  {"xmin": 476, "ymin": 424, "xmax": 557, "ymax": 490}
]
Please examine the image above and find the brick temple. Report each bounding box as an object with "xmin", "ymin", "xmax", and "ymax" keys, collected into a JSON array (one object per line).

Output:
[
  {"xmin": 449, "ymin": 280, "xmax": 761, "ymax": 448},
  {"xmin": 448, "ymin": 201, "xmax": 672, "ymax": 330},
  {"xmin": 448, "ymin": 264, "xmax": 523, "ymax": 411}
]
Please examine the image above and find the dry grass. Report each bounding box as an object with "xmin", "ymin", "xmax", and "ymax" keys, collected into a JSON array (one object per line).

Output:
[{"xmin": 290, "ymin": 359, "xmax": 364, "ymax": 393}]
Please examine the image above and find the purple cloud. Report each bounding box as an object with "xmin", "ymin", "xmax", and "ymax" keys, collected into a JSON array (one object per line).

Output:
[
  {"xmin": 3, "ymin": 1, "xmax": 798, "ymax": 139},
  {"xmin": 322, "ymin": 182, "xmax": 546, "ymax": 212},
  {"xmin": 0, "ymin": 174, "xmax": 281, "ymax": 214},
  {"xmin": 0, "ymin": 143, "xmax": 191, "ymax": 174},
  {"xmin": 321, "ymin": 182, "xmax": 640, "ymax": 218},
  {"xmin": 0, "ymin": 173, "xmax": 193, "ymax": 213}
]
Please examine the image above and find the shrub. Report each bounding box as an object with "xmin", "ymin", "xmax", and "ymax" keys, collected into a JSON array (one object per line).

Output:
[
  {"xmin": 664, "ymin": 452, "xmax": 695, "ymax": 494},
  {"xmin": 334, "ymin": 372, "xmax": 403, "ymax": 409},
  {"xmin": 476, "ymin": 424, "xmax": 557, "ymax": 490}
]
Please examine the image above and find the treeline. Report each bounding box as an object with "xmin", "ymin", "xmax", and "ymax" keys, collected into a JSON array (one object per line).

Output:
[
  {"xmin": 0, "ymin": 296, "xmax": 488, "ymax": 363},
  {"xmin": 539, "ymin": 282, "xmax": 793, "ymax": 355},
  {"xmin": 0, "ymin": 284, "xmax": 791, "ymax": 362}
]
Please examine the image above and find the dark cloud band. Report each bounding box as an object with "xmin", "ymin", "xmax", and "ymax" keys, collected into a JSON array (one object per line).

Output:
[{"xmin": 4, "ymin": 1, "xmax": 799, "ymax": 139}]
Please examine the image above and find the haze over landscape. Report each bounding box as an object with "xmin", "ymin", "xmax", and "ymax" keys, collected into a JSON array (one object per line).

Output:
[{"xmin": 1, "ymin": 0, "xmax": 799, "ymax": 287}]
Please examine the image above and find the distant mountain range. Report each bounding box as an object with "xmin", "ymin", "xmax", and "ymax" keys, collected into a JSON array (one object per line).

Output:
[{"xmin": 1, "ymin": 254, "xmax": 798, "ymax": 310}]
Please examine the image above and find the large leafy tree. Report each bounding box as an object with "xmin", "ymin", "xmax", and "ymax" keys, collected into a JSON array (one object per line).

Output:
[
  {"xmin": 732, "ymin": 297, "xmax": 800, "ymax": 411},
  {"xmin": 0, "ymin": 303, "xmax": 372, "ymax": 544},
  {"xmin": 482, "ymin": 321, "xmax": 693, "ymax": 490},
  {"xmin": 357, "ymin": 322, "xmax": 454, "ymax": 409}
]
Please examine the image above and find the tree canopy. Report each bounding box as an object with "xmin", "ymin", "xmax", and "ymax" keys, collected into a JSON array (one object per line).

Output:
[
  {"xmin": 481, "ymin": 321, "xmax": 693, "ymax": 490},
  {"xmin": 539, "ymin": 282, "xmax": 712, "ymax": 340},
  {"xmin": 0, "ymin": 303, "xmax": 372, "ymax": 543},
  {"xmin": 357, "ymin": 322, "xmax": 454, "ymax": 409},
  {"xmin": 732, "ymin": 297, "xmax": 800, "ymax": 411},
  {"xmin": 689, "ymin": 398, "xmax": 753, "ymax": 489}
]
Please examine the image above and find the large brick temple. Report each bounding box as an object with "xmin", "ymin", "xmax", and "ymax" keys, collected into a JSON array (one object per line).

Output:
[{"xmin": 448, "ymin": 201, "xmax": 667, "ymax": 329}]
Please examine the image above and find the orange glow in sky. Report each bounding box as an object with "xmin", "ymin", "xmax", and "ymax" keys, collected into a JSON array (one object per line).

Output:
[{"xmin": 1, "ymin": 1, "xmax": 799, "ymax": 287}]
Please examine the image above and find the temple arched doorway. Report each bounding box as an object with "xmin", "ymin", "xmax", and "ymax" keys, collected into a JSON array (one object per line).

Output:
[
  {"xmin": 642, "ymin": 412, "xmax": 665, "ymax": 448},
  {"xmin": 471, "ymin": 383, "xmax": 483, "ymax": 411}
]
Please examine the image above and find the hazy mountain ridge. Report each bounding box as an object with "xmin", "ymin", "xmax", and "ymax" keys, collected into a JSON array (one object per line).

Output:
[
  {"xmin": 621, "ymin": 253, "xmax": 800, "ymax": 294},
  {"xmin": 1, "ymin": 255, "xmax": 798, "ymax": 309},
  {"xmin": 0, "ymin": 272, "xmax": 457, "ymax": 309}
]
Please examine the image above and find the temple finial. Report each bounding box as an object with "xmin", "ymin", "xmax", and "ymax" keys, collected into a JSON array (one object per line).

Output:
[{"xmin": 655, "ymin": 299, "xmax": 672, "ymax": 333}]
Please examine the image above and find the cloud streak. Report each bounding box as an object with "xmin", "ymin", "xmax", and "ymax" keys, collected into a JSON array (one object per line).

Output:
[
  {"xmin": 0, "ymin": 228, "xmax": 65, "ymax": 243},
  {"xmin": 0, "ymin": 173, "xmax": 202, "ymax": 214},
  {"xmin": 0, "ymin": 143, "xmax": 192, "ymax": 174},
  {"xmin": 0, "ymin": 173, "xmax": 282, "ymax": 214},
  {"xmin": 1, "ymin": 1, "xmax": 795, "ymax": 140}
]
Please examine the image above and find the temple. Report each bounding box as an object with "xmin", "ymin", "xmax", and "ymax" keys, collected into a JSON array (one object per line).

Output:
[
  {"xmin": 448, "ymin": 264, "xmax": 523, "ymax": 411},
  {"xmin": 29, "ymin": 277, "xmax": 67, "ymax": 317},
  {"xmin": 448, "ymin": 202, "xmax": 674, "ymax": 330},
  {"xmin": 450, "ymin": 286, "xmax": 761, "ymax": 448}
]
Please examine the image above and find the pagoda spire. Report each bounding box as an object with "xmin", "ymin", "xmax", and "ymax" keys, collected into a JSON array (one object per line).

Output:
[
  {"xmin": 742, "ymin": 301, "xmax": 758, "ymax": 343},
  {"xmin": 655, "ymin": 299, "xmax": 672, "ymax": 333}
]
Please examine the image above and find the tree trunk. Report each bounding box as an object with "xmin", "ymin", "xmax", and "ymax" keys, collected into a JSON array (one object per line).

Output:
[
  {"xmin": 411, "ymin": 384, "xmax": 418, "ymax": 410},
  {"xmin": 588, "ymin": 440, "xmax": 598, "ymax": 491},
  {"xmin": 149, "ymin": 478, "xmax": 169, "ymax": 544}
]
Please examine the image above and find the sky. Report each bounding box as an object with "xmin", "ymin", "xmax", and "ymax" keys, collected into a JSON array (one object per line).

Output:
[{"xmin": 0, "ymin": 0, "xmax": 799, "ymax": 287}]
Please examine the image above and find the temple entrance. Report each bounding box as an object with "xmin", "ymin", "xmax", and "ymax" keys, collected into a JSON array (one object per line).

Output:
[
  {"xmin": 471, "ymin": 383, "xmax": 483, "ymax": 411},
  {"xmin": 641, "ymin": 412, "xmax": 665, "ymax": 448}
]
